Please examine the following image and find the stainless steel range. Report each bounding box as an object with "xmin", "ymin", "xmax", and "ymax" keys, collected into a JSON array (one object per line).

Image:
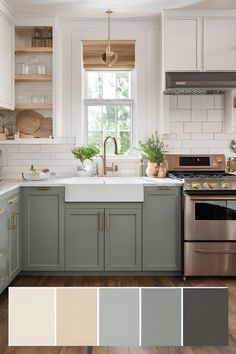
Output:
[{"xmin": 166, "ymin": 154, "xmax": 236, "ymax": 277}]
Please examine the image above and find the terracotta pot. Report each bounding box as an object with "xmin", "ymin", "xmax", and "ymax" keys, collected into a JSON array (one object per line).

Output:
[{"xmin": 146, "ymin": 162, "xmax": 158, "ymax": 177}]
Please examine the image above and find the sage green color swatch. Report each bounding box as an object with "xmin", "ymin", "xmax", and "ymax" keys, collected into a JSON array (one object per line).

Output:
[
  {"xmin": 99, "ymin": 288, "xmax": 139, "ymax": 345},
  {"xmin": 141, "ymin": 288, "xmax": 181, "ymax": 346}
]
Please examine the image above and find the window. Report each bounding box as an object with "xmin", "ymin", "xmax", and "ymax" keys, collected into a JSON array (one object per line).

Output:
[{"xmin": 85, "ymin": 71, "xmax": 133, "ymax": 155}]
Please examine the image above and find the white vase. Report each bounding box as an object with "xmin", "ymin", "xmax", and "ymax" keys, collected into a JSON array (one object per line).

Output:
[{"xmin": 76, "ymin": 160, "xmax": 95, "ymax": 177}]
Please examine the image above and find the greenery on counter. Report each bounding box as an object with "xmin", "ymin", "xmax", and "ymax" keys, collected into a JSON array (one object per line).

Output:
[
  {"xmin": 139, "ymin": 132, "xmax": 167, "ymax": 163},
  {"xmin": 72, "ymin": 145, "xmax": 100, "ymax": 165}
]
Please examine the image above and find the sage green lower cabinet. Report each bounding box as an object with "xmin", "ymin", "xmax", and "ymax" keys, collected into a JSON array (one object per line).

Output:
[
  {"xmin": 8, "ymin": 192, "xmax": 22, "ymax": 281},
  {"xmin": 66, "ymin": 208, "xmax": 104, "ymax": 271},
  {"xmin": 66, "ymin": 203, "xmax": 142, "ymax": 272},
  {"xmin": 22, "ymin": 187, "xmax": 65, "ymax": 271},
  {"xmin": 143, "ymin": 186, "xmax": 181, "ymax": 271},
  {"xmin": 105, "ymin": 208, "xmax": 141, "ymax": 271},
  {"xmin": 0, "ymin": 197, "xmax": 9, "ymax": 293}
]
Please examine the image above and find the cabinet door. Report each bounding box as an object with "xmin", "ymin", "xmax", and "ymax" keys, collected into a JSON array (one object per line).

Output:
[
  {"xmin": 22, "ymin": 187, "xmax": 65, "ymax": 271},
  {"xmin": 66, "ymin": 208, "xmax": 104, "ymax": 271},
  {"xmin": 204, "ymin": 18, "xmax": 236, "ymax": 71},
  {"xmin": 8, "ymin": 193, "xmax": 21, "ymax": 281},
  {"xmin": 105, "ymin": 207, "xmax": 141, "ymax": 271},
  {"xmin": 0, "ymin": 201, "xmax": 9, "ymax": 292},
  {"xmin": 143, "ymin": 187, "xmax": 181, "ymax": 271},
  {"xmin": 0, "ymin": 11, "xmax": 14, "ymax": 109},
  {"xmin": 164, "ymin": 18, "xmax": 201, "ymax": 71}
]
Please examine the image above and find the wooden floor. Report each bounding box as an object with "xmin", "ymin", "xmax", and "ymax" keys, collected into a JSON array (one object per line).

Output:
[{"xmin": 1, "ymin": 275, "xmax": 236, "ymax": 354}]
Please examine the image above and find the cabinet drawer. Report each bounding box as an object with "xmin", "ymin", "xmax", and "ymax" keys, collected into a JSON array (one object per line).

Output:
[{"xmin": 185, "ymin": 242, "xmax": 236, "ymax": 276}]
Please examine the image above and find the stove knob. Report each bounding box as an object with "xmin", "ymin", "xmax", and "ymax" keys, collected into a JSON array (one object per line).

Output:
[
  {"xmin": 192, "ymin": 182, "xmax": 201, "ymax": 189},
  {"xmin": 222, "ymin": 182, "xmax": 230, "ymax": 189},
  {"xmin": 204, "ymin": 182, "xmax": 210, "ymax": 188},
  {"xmin": 209, "ymin": 182, "xmax": 217, "ymax": 189}
]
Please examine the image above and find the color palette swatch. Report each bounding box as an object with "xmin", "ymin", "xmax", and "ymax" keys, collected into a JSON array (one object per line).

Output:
[{"xmin": 9, "ymin": 287, "xmax": 228, "ymax": 346}]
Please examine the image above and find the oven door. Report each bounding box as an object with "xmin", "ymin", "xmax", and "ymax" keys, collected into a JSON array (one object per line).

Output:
[{"xmin": 185, "ymin": 195, "xmax": 236, "ymax": 241}]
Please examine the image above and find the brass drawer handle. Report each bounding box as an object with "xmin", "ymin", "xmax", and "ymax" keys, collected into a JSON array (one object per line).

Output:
[
  {"xmin": 38, "ymin": 187, "xmax": 51, "ymax": 191},
  {"xmin": 99, "ymin": 210, "xmax": 103, "ymax": 231},
  {"xmin": 194, "ymin": 248, "xmax": 236, "ymax": 255},
  {"xmin": 105, "ymin": 210, "xmax": 110, "ymax": 231},
  {"xmin": 8, "ymin": 197, "xmax": 18, "ymax": 205},
  {"xmin": 0, "ymin": 208, "xmax": 5, "ymax": 215}
]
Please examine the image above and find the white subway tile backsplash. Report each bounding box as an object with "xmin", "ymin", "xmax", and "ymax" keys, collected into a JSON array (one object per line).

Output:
[
  {"xmin": 202, "ymin": 122, "xmax": 222, "ymax": 133},
  {"xmin": 191, "ymin": 133, "xmax": 214, "ymax": 140},
  {"xmin": 214, "ymin": 95, "xmax": 225, "ymax": 109},
  {"xmin": 170, "ymin": 109, "xmax": 191, "ymax": 122},
  {"xmin": 191, "ymin": 95, "xmax": 214, "ymax": 109},
  {"xmin": 191, "ymin": 110, "xmax": 207, "ymax": 121},
  {"xmin": 207, "ymin": 109, "xmax": 225, "ymax": 122},
  {"xmin": 170, "ymin": 122, "xmax": 183, "ymax": 133},
  {"xmin": 182, "ymin": 140, "xmax": 204, "ymax": 148},
  {"xmin": 214, "ymin": 133, "xmax": 236, "ymax": 140},
  {"xmin": 169, "ymin": 95, "xmax": 178, "ymax": 109},
  {"xmin": 175, "ymin": 133, "xmax": 192, "ymax": 140},
  {"xmin": 177, "ymin": 96, "xmax": 191, "ymax": 109},
  {"xmin": 184, "ymin": 122, "xmax": 202, "ymax": 133},
  {"xmin": 20, "ymin": 145, "xmax": 42, "ymax": 153}
]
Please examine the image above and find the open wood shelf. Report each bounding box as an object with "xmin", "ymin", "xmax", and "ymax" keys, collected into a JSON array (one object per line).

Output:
[
  {"xmin": 15, "ymin": 74, "xmax": 52, "ymax": 82},
  {"xmin": 15, "ymin": 47, "xmax": 52, "ymax": 54},
  {"xmin": 15, "ymin": 103, "xmax": 52, "ymax": 110}
]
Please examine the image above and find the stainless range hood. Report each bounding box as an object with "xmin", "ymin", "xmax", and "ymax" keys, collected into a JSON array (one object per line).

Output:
[{"xmin": 164, "ymin": 72, "xmax": 236, "ymax": 95}]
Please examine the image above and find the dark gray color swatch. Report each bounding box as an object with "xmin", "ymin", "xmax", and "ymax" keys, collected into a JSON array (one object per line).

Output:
[
  {"xmin": 99, "ymin": 288, "xmax": 139, "ymax": 345},
  {"xmin": 183, "ymin": 288, "xmax": 228, "ymax": 346},
  {"xmin": 141, "ymin": 288, "xmax": 181, "ymax": 346}
]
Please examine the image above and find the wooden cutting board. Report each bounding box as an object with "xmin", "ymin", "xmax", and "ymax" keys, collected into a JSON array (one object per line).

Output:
[
  {"xmin": 16, "ymin": 110, "xmax": 43, "ymax": 135},
  {"xmin": 40, "ymin": 117, "xmax": 52, "ymax": 131},
  {"xmin": 34, "ymin": 128, "xmax": 52, "ymax": 138}
]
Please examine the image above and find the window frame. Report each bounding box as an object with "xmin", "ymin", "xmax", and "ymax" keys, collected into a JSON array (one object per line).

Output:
[{"xmin": 84, "ymin": 71, "xmax": 135, "ymax": 155}]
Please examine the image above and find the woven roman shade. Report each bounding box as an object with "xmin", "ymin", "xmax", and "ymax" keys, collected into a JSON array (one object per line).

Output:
[{"xmin": 82, "ymin": 40, "xmax": 135, "ymax": 70}]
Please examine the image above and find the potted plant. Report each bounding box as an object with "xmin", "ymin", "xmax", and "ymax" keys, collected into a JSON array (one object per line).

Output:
[
  {"xmin": 72, "ymin": 144, "xmax": 100, "ymax": 176},
  {"xmin": 139, "ymin": 132, "xmax": 167, "ymax": 177}
]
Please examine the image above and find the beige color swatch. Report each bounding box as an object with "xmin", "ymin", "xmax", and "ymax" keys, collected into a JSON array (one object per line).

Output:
[
  {"xmin": 9, "ymin": 287, "xmax": 55, "ymax": 346},
  {"xmin": 57, "ymin": 288, "xmax": 97, "ymax": 346}
]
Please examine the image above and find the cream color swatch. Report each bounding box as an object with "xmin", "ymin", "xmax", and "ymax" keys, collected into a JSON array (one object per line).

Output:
[
  {"xmin": 57, "ymin": 288, "xmax": 97, "ymax": 346},
  {"xmin": 9, "ymin": 287, "xmax": 55, "ymax": 346}
]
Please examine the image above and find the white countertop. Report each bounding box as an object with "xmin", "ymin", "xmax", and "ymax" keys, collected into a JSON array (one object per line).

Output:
[{"xmin": 0, "ymin": 176, "xmax": 183, "ymax": 198}]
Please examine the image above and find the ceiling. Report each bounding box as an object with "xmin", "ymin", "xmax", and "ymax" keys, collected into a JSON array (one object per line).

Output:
[{"xmin": 5, "ymin": 0, "xmax": 236, "ymax": 18}]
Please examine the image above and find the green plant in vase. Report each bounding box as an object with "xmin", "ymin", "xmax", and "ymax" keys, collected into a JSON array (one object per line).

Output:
[
  {"xmin": 139, "ymin": 132, "xmax": 168, "ymax": 177},
  {"xmin": 72, "ymin": 144, "xmax": 100, "ymax": 176}
]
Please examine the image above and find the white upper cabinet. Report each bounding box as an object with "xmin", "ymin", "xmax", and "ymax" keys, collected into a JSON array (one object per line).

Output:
[
  {"xmin": 0, "ymin": 5, "xmax": 14, "ymax": 109},
  {"xmin": 164, "ymin": 18, "xmax": 202, "ymax": 72},
  {"xmin": 204, "ymin": 18, "xmax": 236, "ymax": 71},
  {"xmin": 163, "ymin": 11, "xmax": 236, "ymax": 72}
]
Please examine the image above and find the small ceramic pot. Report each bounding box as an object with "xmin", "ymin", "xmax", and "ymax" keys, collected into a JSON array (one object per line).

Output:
[
  {"xmin": 146, "ymin": 162, "xmax": 158, "ymax": 177},
  {"xmin": 76, "ymin": 160, "xmax": 95, "ymax": 177}
]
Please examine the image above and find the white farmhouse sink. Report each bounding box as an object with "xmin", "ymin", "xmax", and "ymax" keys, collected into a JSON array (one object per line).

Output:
[{"xmin": 65, "ymin": 177, "xmax": 144, "ymax": 202}]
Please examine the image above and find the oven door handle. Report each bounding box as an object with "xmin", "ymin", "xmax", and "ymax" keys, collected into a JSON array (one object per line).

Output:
[
  {"xmin": 194, "ymin": 248, "xmax": 236, "ymax": 255},
  {"xmin": 190, "ymin": 196, "xmax": 236, "ymax": 201}
]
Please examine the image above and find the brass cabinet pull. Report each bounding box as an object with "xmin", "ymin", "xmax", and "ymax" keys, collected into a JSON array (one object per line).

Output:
[
  {"xmin": 194, "ymin": 248, "xmax": 236, "ymax": 255},
  {"xmin": 105, "ymin": 210, "xmax": 110, "ymax": 231},
  {"xmin": 13, "ymin": 214, "xmax": 17, "ymax": 229},
  {"xmin": 99, "ymin": 210, "xmax": 103, "ymax": 231},
  {"xmin": 157, "ymin": 186, "xmax": 170, "ymax": 190},
  {"xmin": 38, "ymin": 187, "xmax": 51, "ymax": 191},
  {"xmin": 8, "ymin": 197, "xmax": 18, "ymax": 204},
  {"xmin": 0, "ymin": 208, "xmax": 5, "ymax": 215}
]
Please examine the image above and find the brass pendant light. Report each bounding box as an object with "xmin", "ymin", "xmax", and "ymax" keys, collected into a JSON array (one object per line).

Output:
[{"xmin": 102, "ymin": 10, "xmax": 118, "ymax": 67}]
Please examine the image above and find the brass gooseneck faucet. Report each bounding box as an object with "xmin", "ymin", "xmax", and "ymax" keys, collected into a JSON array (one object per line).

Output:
[{"xmin": 102, "ymin": 136, "xmax": 119, "ymax": 175}]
